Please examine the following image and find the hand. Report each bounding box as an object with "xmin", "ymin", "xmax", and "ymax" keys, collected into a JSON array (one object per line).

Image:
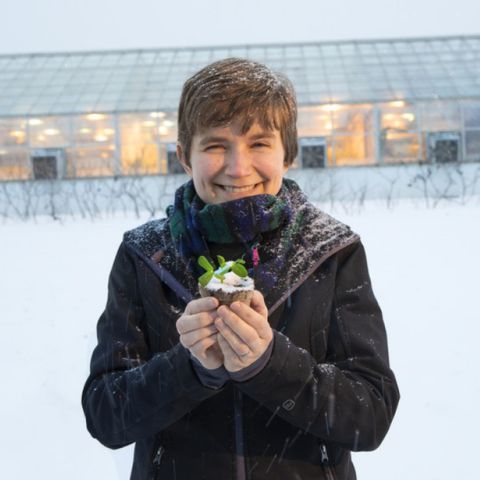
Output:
[
  {"xmin": 215, "ymin": 290, "xmax": 273, "ymax": 373},
  {"xmin": 176, "ymin": 296, "xmax": 224, "ymax": 370}
]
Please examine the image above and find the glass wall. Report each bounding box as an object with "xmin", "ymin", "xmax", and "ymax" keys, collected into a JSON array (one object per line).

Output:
[
  {"xmin": 297, "ymin": 104, "xmax": 375, "ymax": 166},
  {"xmin": 0, "ymin": 111, "xmax": 178, "ymax": 180},
  {"xmin": 463, "ymin": 101, "xmax": 480, "ymax": 162},
  {"xmin": 379, "ymin": 101, "xmax": 420, "ymax": 164},
  {"xmin": 0, "ymin": 99, "xmax": 479, "ymax": 180}
]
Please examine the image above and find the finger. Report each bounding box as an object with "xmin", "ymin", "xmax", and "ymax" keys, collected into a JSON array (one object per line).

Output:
[
  {"xmin": 229, "ymin": 300, "xmax": 270, "ymax": 339},
  {"xmin": 215, "ymin": 318, "xmax": 250, "ymax": 357},
  {"xmin": 185, "ymin": 296, "xmax": 219, "ymax": 315},
  {"xmin": 190, "ymin": 333, "xmax": 218, "ymax": 358},
  {"xmin": 217, "ymin": 331, "xmax": 241, "ymax": 359},
  {"xmin": 250, "ymin": 290, "xmax": 269, "ymax": 317},
  {"xmin": 176, "ymin": 310, "xmax": 217, "ymax": 334},
  {"xmin": 217, "ymin": 306, "xmax": 258, "ymax": 346},
  {"xmin": 180, "ymin": 324, "xmax": 218, "ymax": 348}
]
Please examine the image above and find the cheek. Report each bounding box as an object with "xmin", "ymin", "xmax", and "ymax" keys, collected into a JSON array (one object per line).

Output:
[{"xmin": 191, "ymin": 162, "xmax": 218, "ymax": 182}]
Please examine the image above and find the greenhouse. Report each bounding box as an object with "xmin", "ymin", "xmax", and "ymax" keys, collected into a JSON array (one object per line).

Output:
[{"xmin": 1, "ymin": 35, "xmax": 480, "ymax": 181}]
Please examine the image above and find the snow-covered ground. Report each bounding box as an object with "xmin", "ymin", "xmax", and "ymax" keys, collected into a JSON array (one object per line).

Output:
[{"xmin": 1, "ymin": 196, "xmax": 479, "ymax": 479}]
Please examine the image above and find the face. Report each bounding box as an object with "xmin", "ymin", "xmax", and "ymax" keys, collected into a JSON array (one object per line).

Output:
[{"xmin": 177, "ymin": 122, "xmax": 288, "ymax": 204}]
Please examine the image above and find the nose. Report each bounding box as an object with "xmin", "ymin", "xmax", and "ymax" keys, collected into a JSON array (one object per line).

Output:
[{"xmin": 224, "ymin": 147, "xmax": 252, "ymax": 177}]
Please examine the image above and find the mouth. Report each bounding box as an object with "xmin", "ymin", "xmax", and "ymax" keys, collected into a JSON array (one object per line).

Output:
[{"xmin": 218, "ymin": 183, "xmax": 260, "ymax": 193}]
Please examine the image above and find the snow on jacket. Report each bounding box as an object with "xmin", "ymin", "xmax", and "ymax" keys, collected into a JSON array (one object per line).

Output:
[{"xmin": 82, "ymin": 211, "xmax": 400, "ymax": 480}]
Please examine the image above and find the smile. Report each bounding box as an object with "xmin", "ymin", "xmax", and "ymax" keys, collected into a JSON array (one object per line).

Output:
[{"xmin": 220, "ymin": 184, "xmax": 258, "ymax": 193}]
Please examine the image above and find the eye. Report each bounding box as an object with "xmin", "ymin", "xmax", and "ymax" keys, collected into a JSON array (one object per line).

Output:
[
  {"xmin": 251, "ymin": 142, "xmax": 270, "ymax": 148},
  {"xmin": 204, "ymin": 144, "xmax": 225, "ymax": 152}
]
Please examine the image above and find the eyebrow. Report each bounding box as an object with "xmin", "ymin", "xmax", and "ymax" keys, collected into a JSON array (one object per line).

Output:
[{"xmin": 198, "ymin": 131, "xmax": 276, "ymax": 146}]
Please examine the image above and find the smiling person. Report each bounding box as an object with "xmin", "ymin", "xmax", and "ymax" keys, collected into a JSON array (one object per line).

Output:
[{"xmin": 82, "ymin": 58, "xmax": 400, "ymax": 480}]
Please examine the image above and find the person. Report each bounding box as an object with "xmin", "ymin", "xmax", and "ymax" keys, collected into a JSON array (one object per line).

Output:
[{"xmin": 82, "ymin": 58, "xmax": 400, "ymax": 480}]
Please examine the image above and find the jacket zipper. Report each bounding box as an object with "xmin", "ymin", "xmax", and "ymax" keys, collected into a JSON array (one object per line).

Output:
[
  {"xmin": 234, "ymin": 388, "xmax": 247, "ymax": 480},
  {"xmin": 153, "ymin": 445, "xmax": 165, "ymax": 466},
  {"xmin": 152, "ymin": 437, "xmax": 165, "ymax": 480},
  {"xmin": 320, "ymin": 444, "xmax": 336, "ymax": 480}
]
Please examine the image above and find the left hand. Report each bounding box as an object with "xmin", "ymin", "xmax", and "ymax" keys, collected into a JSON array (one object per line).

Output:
[{"xmin": 215, "ymin": 290, "xmax": 273, "ymax": 372}]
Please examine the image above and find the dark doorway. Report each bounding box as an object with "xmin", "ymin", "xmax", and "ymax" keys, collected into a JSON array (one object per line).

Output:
[
  {"xmin": 299, "ymin": 138, "xmax": 326, "ymax": 168},
  {"xmin": 32, "ymin": 155, "xmax": 57, "ymax": 179}
]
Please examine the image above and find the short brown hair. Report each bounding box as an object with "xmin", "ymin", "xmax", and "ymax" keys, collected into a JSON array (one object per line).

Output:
[{"xmin": 177, "ymin": 58, "xmax": 298, "ymax": 166}]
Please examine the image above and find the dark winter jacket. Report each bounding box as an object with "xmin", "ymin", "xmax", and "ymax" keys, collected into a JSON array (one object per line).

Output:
[{"xmin": 82, "ymin": 211, "xmax": 399, "ymax": 480}]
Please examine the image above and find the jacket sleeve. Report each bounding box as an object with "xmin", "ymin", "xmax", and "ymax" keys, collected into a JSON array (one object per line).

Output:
[
  {"xmin": 235, "ymin": 240, "xmax": 400, "ymax": 451},
  {"xmin": 81, "ymin": 242, "xmax": 222, "ymax": 449}
]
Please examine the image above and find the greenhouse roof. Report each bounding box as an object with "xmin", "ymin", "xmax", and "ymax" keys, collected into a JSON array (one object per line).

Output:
[{"xmin": 1, "ymin": 35, "xmax": 480, "ymax": 118}]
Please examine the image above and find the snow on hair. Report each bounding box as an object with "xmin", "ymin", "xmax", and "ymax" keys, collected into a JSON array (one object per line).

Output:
[{"xmin": 177, "ymin": 58, "xmax": 298, "ymax": 166}]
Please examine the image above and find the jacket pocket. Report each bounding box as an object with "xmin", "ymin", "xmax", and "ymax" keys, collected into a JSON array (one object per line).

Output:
[{"xmin": 320, "ymin": 443, "xmax": 336, "ymax": 480}]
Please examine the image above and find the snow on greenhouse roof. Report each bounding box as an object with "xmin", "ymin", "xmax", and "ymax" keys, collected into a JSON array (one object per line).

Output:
[{"xmin": 0, "ymin": 35, "xmax": 479, "ymax": 117}]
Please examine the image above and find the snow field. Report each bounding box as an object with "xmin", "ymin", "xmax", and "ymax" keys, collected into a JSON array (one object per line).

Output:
[{"xmin": 1, "ymin": 197, "xmax": 479, "ymax": 479}]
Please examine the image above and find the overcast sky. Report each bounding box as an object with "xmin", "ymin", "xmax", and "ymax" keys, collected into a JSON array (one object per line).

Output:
[{"xmin": 1, "ymin": 0, "xmax": 479, "ymax": 55}]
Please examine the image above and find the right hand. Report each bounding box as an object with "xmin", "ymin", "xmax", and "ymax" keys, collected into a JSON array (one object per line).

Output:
[{"xmin": 176, "ymin": 296, "xmax": 224, "ymax": 370}]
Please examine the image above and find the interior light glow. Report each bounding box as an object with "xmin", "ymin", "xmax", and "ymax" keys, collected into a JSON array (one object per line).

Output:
[
  {"xmin": 86, "ymin": 113, "xmax": 106, "ymax": 121},
  {"xmin": 389, "ymin": 100, "xmax": 406, "ymax": 108},
  {"xmin": 44, "ymin": 129, "xmax": 60, "ymax": 136},
  {"xmin": 158, "ymin": 126, "xmax": 169, "ymax": 136},
  {"xmin": 103, "ymin": 128, "xmax": 115, "ymax": 135},
  {"xmin": 9, "ymin": 130, "xmax": 25, "ymax": 138},
  {"xmin": 162, "ymin": 120, "xmax": 175, "ymax": 128},
  {"xmin": 28, "ymin": 118, "xmax": 44, "ymax": 126},
  {"xmin": 142, "ymin": 121, "xmax": 157, "ymax": 127},
  {"xmin": 320, "ymin": 104, "xmax": 342, "ymax": 112},
  {"xmin": 150, "ymin": 111, "xmax": 166, "ymax": 119},
  {"xmin": 383, "ymin": 113, "xmax": 396, "ymax": 120},
  {"xmin": 402, "ymin": 113, "xmax": 415, "ymax": 122},
  {"xmin": 37, "ymin": 135, "xmax": 46, "ymax": 141},
  {"xmin": 0, "ymin": 149, "xmax": 7, "ymax": 155},
  {"xmin": 79, "ymin": 128, "xmax": 91, "ymax": 134},
  {"xmin": 94, "ymin": 133, "xmax": 108, "ymax": 142}
]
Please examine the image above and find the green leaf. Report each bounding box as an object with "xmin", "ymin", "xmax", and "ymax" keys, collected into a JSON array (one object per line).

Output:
[
  {"xmin": 198, "ymin": 271, "xmax": 213, "ymax": 287},
  {"xmin": 217, "ymin": 255, "xmax": 226, "ymax": 267},
  {"xmin": 214, "ymin": 273, "xmax": 225, "ymax": 283},
  {"xmin": 232, "ymin": 263, "xmax": 248, "ymax": 277},
  {"xmin": 198, "ymin": 255, "xmax": 214, "ymax": 272},
  {"xmin": 236, "ymin": 258, "xmax": 246, "ymax": 265}
]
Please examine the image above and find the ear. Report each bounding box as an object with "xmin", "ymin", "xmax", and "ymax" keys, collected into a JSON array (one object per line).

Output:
[{"xmin": 176, "ymin": 144, "xmax": 192, "ymax": 175}]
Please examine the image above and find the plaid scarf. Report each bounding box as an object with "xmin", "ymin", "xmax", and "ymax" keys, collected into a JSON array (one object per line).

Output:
[
  {"xmin": 167, "ymin": 179, "xmax": 295, "ymax": 267},
  {"xmin": 124, "ymin": 178, "xmax": 358, "ymax": 313}
]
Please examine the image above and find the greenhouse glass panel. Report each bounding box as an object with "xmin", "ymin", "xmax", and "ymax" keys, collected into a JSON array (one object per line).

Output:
[
  {"xmin": 333, "ymin": 135, "xmax": 375, "ymax": 166},
  {"xmin": 0, "ymin": 118, "xmax": 27, "ymax": 146},
  {"xmin": 333, "ymin": 105, "xmax": 374, "ymax": 133},
  {"xmin": 298, "ymin": 106, "xmax": 334, "ymax": 137},
  {"xmin": 67, "ymin": 145, "xmax": 115, "ymax": 178},
  {"xmin": 382, "ymin": 132, "xmax": 420, "ymax": 163},
  {"xmin": 121, "ymin": 143, "xmax": 159, "ymax": 175},
  {"xmin": 72, "ymin": 114, "xmax": 115, "ymax": 145},
  {"xmin": 465, "ymin": 131, "xmax": 480, "ymax": 159},
  {"xmin": 0, "ymin": 147, "xmax": 30, "ymax": 180},
  {"xmin": 420, "ymin": 101, "xmax": 461, "ymax": 131},
  {"xmin": 380, "ymin": 104, "xmax": 418, "ymax": 131},
  {"xmin": 63, "ymin": 56, "xmax": 84, "ymax": 69},
  {"xmin": 462, "ymin": 102, "xmax": 480, "ymax": 128},
  {"xmin": 29, "ymin": 116, "xmax": 70, "ymax": 148}
]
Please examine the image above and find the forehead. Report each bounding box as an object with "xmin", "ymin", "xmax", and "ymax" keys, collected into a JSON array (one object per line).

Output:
[{"xmin": 193, "ymin": 122, "xmax": 280, "ymax": 141}]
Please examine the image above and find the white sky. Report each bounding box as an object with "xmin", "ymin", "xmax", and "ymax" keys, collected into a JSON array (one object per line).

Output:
[{"xmin": 1, "ymin": 0, "xmax": 479, "ymax": 55}]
